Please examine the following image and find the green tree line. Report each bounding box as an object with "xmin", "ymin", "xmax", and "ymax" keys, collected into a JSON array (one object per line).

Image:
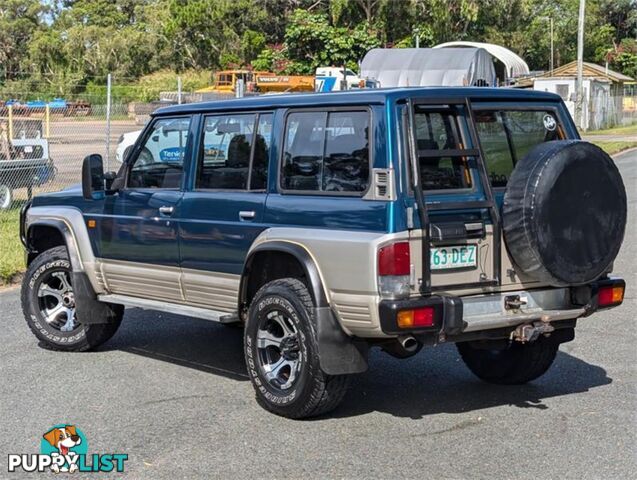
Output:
[{"xmin": 0, "ymin": 0, "xmax": 635, "ymax": 101}]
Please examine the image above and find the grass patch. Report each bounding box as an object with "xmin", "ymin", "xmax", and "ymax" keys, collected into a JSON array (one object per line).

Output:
[
  {"xmin": 0, "ymin": 206, "xmax": 25, "ymax": 284},
  {"xmin": 584, "ymin": 123, "xmax": 637, "ymax": 136},
  {"xmin": 590, "ymin": 141, "xmax": 637, "ymax": 156}
]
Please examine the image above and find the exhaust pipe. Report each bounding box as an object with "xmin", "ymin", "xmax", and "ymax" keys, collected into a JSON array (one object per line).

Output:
[
  {"xmin": 381, "ymin": 335, "xmax": 422, "ymax": 359},
  {"xmin": 398, "ymin": 335, "xmax": 419, "ymax": 353}
]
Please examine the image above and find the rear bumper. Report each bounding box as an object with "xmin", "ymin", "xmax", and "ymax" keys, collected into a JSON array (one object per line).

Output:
[{"xmin": 379, "ymin": 278, "xmax": 625, "ymax": 336}]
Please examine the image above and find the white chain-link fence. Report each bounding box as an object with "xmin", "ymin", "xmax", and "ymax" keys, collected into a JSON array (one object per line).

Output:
[
  {"xmin": 0, "ymin": 100, "xmax": 136, "ymax": 209},
  {"xmin": 0, "ymin": 72, "xmax": 245, "ymax": 211}
]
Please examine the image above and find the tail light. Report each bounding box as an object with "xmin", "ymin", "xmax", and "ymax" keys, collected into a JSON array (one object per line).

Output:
[
  {"xmin": 378, "ymin": 241, "xmax": 411, "ymax": 298},
  {"xmin": 598, "ymin": 285, "xmax": 624, "ymax": 307},
  {"xmin": 397, "ymin": 306, "xmax": 435, "ymax": 328}
]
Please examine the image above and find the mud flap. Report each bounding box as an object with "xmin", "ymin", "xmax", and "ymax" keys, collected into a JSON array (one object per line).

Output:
[
  {"xmin": 72, "ymin": 272, "xmax": 118, "ymax": 324},
  {"xmin": 315, "ymin": 307, "xmax": 369, "ymax": 375}
]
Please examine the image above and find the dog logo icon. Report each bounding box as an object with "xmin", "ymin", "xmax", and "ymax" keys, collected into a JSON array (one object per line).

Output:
[
  {"xmin": 8, "ymin": 424, "xmax": 127, "ymax": 474},
  {"xmin": 42, "ymin": 425, "xmax": 83, "ymax": 473}
]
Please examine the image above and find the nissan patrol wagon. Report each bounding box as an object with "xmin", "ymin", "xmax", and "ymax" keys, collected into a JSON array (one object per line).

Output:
[{"xmin": 20, "ymin": 88, "xmax": 627, "ymax": 418}]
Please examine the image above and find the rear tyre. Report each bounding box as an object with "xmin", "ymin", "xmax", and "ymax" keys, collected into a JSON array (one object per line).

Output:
[
  {"xmin": 244, "ymin": 278, "xmax": 351, "ymax": 419},
  {"xmin": 21, "ymin": 246, "xmax": 123, "ymax": 352},
  {"xmin": 457, "ymin": 337, "xmax": 559, "ymax": 385},
  {"xmin": 0, "ymin": 184, "xmax": 12, "ymax": 210}
]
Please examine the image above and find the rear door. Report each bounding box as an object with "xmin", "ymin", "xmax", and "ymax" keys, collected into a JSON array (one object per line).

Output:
[
  {"xmin": 471, "ymin": 103, "xmax": 568, "ymax": 286},
  {"xmin": 178, "ymin": 111, "xmax": 274, "ymax": 310},
  {"xmin": 403, "ymin": 101, "xmax": 498, "ymax": 294},
  {"xmin": 404, "ymin": 99, "xmax": 571, "ymax": 295}
]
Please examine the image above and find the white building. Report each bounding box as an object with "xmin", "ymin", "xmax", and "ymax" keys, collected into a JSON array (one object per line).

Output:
[{"xmin": 527, "ymin": 61, "xmax": 633, "ymax": 130}]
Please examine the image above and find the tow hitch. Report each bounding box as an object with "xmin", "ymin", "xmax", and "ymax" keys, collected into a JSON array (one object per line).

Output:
[{"xmin": 511, "ymin": 321, "xmax": 555, "ymax": 343}]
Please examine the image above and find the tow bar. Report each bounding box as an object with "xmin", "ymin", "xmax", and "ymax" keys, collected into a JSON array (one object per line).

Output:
[{"xmin": 511, "ymin": 321, "xmax": 555, "ymax": 343}]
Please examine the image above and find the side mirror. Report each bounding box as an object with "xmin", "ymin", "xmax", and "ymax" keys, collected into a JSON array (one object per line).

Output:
[{"xmin": 82, "ymin": 154, "xmax": 105, "ymax": 200}]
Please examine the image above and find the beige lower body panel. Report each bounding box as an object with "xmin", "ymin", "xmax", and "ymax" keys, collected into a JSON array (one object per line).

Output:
[
  {"xmin": 95, "ymin": 260, "xmax": 579, "ymax": 341},
  {"xmin": 181, "ymin": 269, "xmax": 240, "ymax": 313},
  {"xmin": 97, "ymin": 259, "xmax": 240, "ymax": 313},
  {"xmin": 331, "ymin": 291, "xmax": 384, "ymax": 338}
]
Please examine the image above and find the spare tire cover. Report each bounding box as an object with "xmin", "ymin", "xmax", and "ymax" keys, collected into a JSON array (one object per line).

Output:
[{"xmin": 503, "ymin": 140, "xmax": 627, "ymax": 286}]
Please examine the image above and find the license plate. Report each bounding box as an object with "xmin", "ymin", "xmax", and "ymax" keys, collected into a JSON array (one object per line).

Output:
[{"xmin": 430, "ymin": 245, "xmax": 477, "ymax": 270}]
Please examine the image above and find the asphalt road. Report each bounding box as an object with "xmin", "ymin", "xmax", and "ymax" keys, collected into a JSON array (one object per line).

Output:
[{"xmin": 0, "ymin": 150, "xmax": 635, "ymax": 479}]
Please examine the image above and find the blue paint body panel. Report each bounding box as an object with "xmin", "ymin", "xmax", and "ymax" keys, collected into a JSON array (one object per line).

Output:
[{"xmin": 179, "ymin": 191, "xmax": 267, "ymax": 274}]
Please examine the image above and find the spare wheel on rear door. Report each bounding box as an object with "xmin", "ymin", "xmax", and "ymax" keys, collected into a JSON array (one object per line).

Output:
[{"xmin": 502, "ymin": 140, "xmax": 627, "ymax": 286}]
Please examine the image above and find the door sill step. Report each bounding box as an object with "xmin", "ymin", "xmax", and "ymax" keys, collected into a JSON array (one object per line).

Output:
[{"xmin": 98, "ymin": 294, "xmax": 239, "ymax": 323}]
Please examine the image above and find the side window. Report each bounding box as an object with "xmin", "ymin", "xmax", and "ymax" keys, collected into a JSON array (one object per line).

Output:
[
  {"xmin": 282, "ymin": 110, "xmax": 370, "ymax": 193},
  {"xmin": 197, "ymin": 114, "xmax": 255, "ymax": 190},
  {"xmin": 196, "ymin": 112, "xmax": 273, "ymax": 190},
  {"xmin": 413, "ymin": 110, "xmax": 472, "ymax": 191},
  {"xmin": 128, "ymin": 117, "xmax": 191, "ymax": 189},
  {"xmin": 475, "ymin": 110, "xmax": 563, "ymax": 188},
  {"xmin": 282, "ymin": 112, "xmax": 326, "ymax": 191}
]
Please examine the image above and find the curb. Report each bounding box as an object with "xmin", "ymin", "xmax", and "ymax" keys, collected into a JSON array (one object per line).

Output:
[{"xmin": 612, "ymin": 147, "xmax": 637, "ymax": 159}]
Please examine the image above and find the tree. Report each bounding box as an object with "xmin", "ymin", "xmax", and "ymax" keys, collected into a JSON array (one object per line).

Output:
[
  {"xmin": 0, "ymin": 0, "xmax": 48, "ymax": 81},
  {"xmin": 163, "ymin": 0, "xmax": 269, "ymax": 71},
  {"xmin": 2, "ymin": 0, "xmax": 636, "ymax": 101},
  {"xmin": 281, "ymin": 9, "xmax": 380, "ymax": 74}
]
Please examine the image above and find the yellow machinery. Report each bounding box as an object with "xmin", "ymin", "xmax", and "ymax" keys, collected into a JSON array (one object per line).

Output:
[
  {"xmin": 196, "ymin": 70, "xmax": 315, "ymax": 94},
  {"xmin": 254, "ymin": 74, "xmax": 314, "ymax": 93}
]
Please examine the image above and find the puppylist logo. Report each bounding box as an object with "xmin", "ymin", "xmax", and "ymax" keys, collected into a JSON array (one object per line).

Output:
[{"xmin": 8, "ymin": 424, "xmax": 128, "ymax": 474}]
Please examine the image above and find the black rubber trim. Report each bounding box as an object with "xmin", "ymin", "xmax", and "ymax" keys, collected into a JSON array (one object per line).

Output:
[
  {"xmin": 573, "ymin": 277, "xmax": 626, "ymax": 317},
  {"xmin": 72, "ymin": 272, "xmax": 113, "ymax": 324},
  {"xmin": 315, "ymin": 307, "xmax": 368, "ymax": 375},
  {"xmin": 19, "ymin": 200, "xmax": 31, "ymax": 247},
  {"xmin": 240, "ymin": 241, "xmax": 329, "ymax": 308},
  {"xmin": 379, "ymin": 295, "xmax": 464, "ymax": 335}
]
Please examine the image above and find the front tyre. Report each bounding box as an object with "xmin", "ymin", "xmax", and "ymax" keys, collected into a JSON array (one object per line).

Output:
[
  {"xmin": 21, "ymin": 246, "xmax": 123, "ymax": 352},
  {"xmin": 244, "ymin": 278, "xmax": 351, "ymax": 419},
  {"xmin": 457, "ymin": 336, "xmax": 559, "ymax": 385}
]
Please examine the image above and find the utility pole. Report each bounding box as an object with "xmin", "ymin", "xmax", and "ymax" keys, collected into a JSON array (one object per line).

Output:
[
  {"xmin": 105, "ymin": 73, "xmax": 112, "ymax": 169},
  {"xmin": 549, "ymin": 17, "xmax": 554, "ymax": 74},
  {"xmin": 540, "ymin": 16, "xmax": 555, "ymax": 74},
  {"xmin": 575, "ymin": 0, "xmax": 585, "ymax": 130},
  {"xmin": 177, "ymin": 76, "xmax": 182, "ymax": 104}
]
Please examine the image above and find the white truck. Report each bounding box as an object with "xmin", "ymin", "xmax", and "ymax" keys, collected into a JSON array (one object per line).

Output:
[{"xmin": 314, "ymin": 67, "xmax": 369, "ymax": 92}]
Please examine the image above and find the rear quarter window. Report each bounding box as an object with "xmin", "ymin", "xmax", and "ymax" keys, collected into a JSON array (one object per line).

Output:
[
  {"xmin": 281, "ymin": 110, "xmax": 370, "ymax": 194},
  {"xmin": 475, "ymin": 110, "xmax": 563, "ymax": 188}
]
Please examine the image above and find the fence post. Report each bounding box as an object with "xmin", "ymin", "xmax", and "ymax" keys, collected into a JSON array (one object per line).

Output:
[
  {"xmin": 235, "ymin": 79, "xmax": 244, "ymax": 98},
  {"xmin": 8, "ymin": 105, "xmax": 13, "ymax": 140},
  {"xmin": 177, "ymin": 76, "xmax": 182, "ymax": 104},
  {"xmin": 45, "ymin": 104, "xmax": 50, "ymax": 138},
  {"xmin": 105, "ymin": 73, "xmax": 112, "ymax": 170}
]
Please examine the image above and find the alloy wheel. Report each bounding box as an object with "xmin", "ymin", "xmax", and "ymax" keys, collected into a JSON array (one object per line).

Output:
[
  {"xmin": 256, "ymin": 309, "xmax": 303, "ymax": 391},
  {"xmin": 37, "ymin": 270, "xmax": 79, "ymax": 333}
]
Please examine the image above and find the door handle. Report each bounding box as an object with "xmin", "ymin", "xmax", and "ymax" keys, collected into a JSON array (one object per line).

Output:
[
  {"xmin": 159, "ymin": 205, "xmax": 175, "ymax": 216},
  {"xmin": 239, "ymin": 210, "xmax": 256, "ymax": 220}
]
